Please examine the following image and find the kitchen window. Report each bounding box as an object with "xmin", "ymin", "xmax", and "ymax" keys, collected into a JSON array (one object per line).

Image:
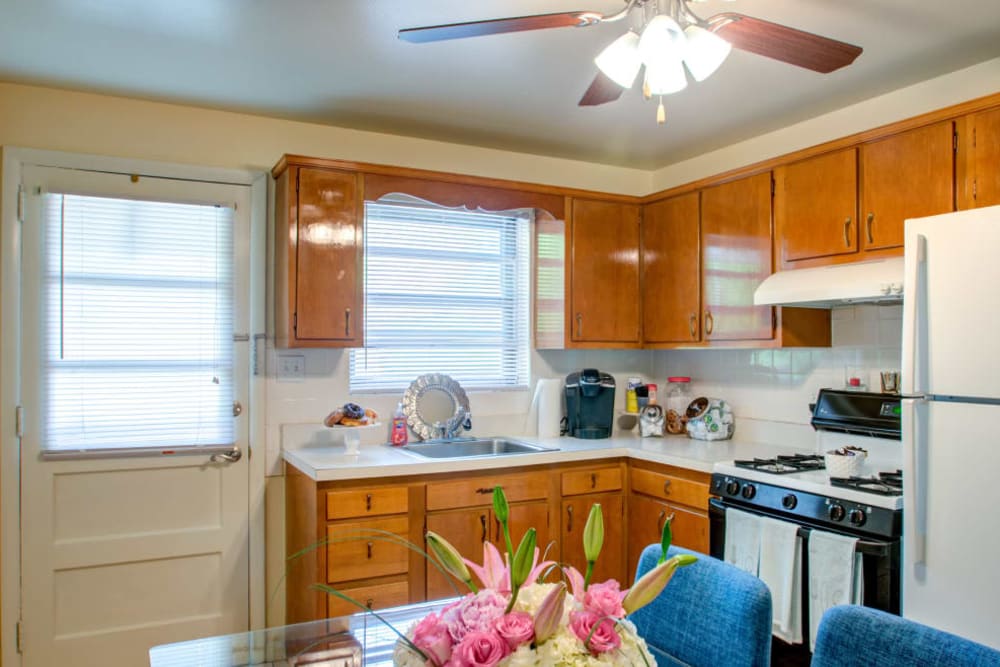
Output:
[{"xmin": 350, "ymin": 198, "xmax": 531, "ymax": 392}]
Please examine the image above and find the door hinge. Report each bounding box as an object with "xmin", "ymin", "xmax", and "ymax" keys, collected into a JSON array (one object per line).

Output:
[
  {"xmin": 770, "ymin": 176, "xmax": 775, "ymax": 197},
  {"xmin": 973, "ymin": 127, "xmax": 977, "ymax": 148},
  {"xmin": 17, "ymin": 184, "xmax": 25, "ymax": 222},
  {"xmin": 772, "ymin": 309, "xmax": 778, "ymax": 332},
  {"xmin": 293, "ymin": 312, "xmax": 298, "ymax": 333},
  {"xmin": 973, "ymin": 178, "xmax": 978, "ymax": 201},
  {"xmin": 252, "ymin": 333, "xmax": 266, "ymax": 376},
  {"xmin": 15, "ymin": 405, "xmax": 23, "ymax": 438},
  {"xmin": 295, "ymin": 172, "xmax": 300, "ymax": 194},
  {"xmin": 16, "ymin": 619, "xmax": 23, "ymax": 653},
  {"xmin": 953, "ymin": 132, "xmax": 958, "ymax": 152}
]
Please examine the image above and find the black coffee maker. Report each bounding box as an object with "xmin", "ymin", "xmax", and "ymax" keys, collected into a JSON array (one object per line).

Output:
[{"xmin": 564, "ymin": 369, "xmax": 616, "ymax": 439}]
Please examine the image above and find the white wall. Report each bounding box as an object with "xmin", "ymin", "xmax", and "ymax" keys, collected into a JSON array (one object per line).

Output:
[{"xmin": 651, "ymin": 57, "xmax": 1000, "ymax": 192}]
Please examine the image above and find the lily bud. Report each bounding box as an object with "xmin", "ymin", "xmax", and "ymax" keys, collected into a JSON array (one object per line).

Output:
[
  {"xmin": 622, "ymin": 554, "xmax": 697, "ymax": 614},
  {"xmin": 583, "ymin": 503, "xmax": 604, "ymax": 563},
  {"xmin": 492, "ymin": 486, "xmax": 509, "ymax": 524},
  {"xmin": 426, "ymin": 530, "xmax": 476, "ymax": 591},
  {"xmin": 510, "ymin": 528, "xmax": 537, "ymax": 589},
  {"xmin": 533, "ymin": 583, "xmax": 567, "ymax": 643}
]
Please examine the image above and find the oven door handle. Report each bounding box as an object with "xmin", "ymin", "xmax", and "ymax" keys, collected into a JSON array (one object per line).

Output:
[{"xmin": 795, "ymin": 525, "xmax": 893, "ymax": 556}]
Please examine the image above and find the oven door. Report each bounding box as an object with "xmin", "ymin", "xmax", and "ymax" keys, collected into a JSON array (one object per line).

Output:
[{"xmin": 709, "ymin": 498, "xmax": 900, "ymax": 615}]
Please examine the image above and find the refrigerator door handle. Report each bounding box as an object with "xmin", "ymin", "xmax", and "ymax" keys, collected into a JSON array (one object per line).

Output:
[
  {"xmin": 902, "ymin": 233, "xmax": 927, "ymax": 395},
  {"xmin": 906, "ymin": 398, "xmax": 928, "ymax": 567}
]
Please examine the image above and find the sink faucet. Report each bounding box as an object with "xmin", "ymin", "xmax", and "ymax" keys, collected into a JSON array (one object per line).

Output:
[{"xmin": 434, "ymin": 407, "xmax": 472, "ymax": 440}]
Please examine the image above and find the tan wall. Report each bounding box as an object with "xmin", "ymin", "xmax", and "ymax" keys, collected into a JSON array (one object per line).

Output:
[
  {"xmin": 651, "ymin": 56, "xmax": 1000, "ymax": 192},
  {"xmin": 0, "ymin": 81, "xmax": 651, "ymax": 196}
]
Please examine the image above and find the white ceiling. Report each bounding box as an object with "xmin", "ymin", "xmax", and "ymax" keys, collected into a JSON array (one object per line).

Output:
[{"xmin": 2, "ymin": 1, "xmax": 999, "ymax": 169}]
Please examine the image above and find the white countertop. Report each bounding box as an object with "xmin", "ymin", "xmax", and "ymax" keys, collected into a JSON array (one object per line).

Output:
[{"xmin": 282, "ymin": 432, "xmax": 808, "ymax": 482}]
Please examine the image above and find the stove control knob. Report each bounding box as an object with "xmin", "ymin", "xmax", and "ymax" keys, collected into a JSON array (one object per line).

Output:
[
  {"xmin": 782, "ymin": 494, "xmax": 798, "ymax": 510},
  {"xmin": 741, "ymin": 483, "xmax": 756, "ymax": 499},
  {"xmin": 726, "ymin": 480, "xmax": 740, "ymax": 496},
  {"xmin": 828, "ymin": 504, "xmax": 846, "ymax": 522},
  {"xmin": 849, "ymin": 509, "xmax": 867, "ymax": 526}
]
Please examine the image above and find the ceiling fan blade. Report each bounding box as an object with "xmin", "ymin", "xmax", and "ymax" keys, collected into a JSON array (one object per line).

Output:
[
  {"xmin": 578, "ymin": 71, "xmax": 625, "ymax": 107},
  {"xmin": 399, "ymin": 11, "xmax": 601, "ymax": 44},
  {"xmin": 708, "ymin": 13, "xmax": 862, "ymax": 74}
]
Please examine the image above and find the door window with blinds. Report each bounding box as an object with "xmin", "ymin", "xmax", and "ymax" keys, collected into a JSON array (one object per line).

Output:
[
  {"xmin": 38, "ymin": 192, "xmax": 235, "ymax": 452},
  {"xmin": 350, "ymin": 198, "xmax": 531, "ymax": 392}
]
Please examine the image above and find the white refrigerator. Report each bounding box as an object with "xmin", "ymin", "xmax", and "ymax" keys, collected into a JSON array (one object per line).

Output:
[{"xmin": 901, "ymin": 204, "xmax": 1000, "ymax": 649}]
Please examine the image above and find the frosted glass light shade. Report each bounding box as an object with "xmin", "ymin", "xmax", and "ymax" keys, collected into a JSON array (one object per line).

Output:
[
  {"xmin": 645, "ymin": 59, "xmax": 687, "ymax": 95},
  {"xmin": 683, "ymin": 25, "xmax": 731, "ymax": 82},
  {"xmin": 595, "ymin": 31, "xmax": 642, "ymax": 88},
  {"xmin": 638, "ymin": 15, "xmax": 686, "ymax": 66}
]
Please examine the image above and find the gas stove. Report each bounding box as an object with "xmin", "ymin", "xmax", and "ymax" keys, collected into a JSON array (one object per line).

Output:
[{"xmin": 712, "ymin": 389, "xmax": 904, "ymax": 538}]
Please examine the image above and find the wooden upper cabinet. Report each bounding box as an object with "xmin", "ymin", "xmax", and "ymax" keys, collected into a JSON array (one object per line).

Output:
[
  {"xmin": 959, "ymin": 108, "xmax": 1000, "ymax": 209},
  {"xmin": 569, "ymin": 198, "xmax": 641, "ymax": 345},
  {"xmin": 642, "ymin": 193, "xmax": 701, "ymax": 345},
  {"xmin": 774, "ymin": 148, "xmax": 859, "ymax": 264},
  {"xmin": 860, "ymin": 121, "xmax": 955, "ymax": 251},
  {"xmin": 700, "ymin": 173, "xmax": 774, "ymax": 342},
  {"xmin": 274, "ymin": 164, "xmax": 363, "ymax": 347}
]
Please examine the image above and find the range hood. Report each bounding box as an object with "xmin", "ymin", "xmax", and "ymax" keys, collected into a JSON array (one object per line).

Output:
[{"xmin": 754, "ymin": 257, "xmax": 904, "ymax": 308}]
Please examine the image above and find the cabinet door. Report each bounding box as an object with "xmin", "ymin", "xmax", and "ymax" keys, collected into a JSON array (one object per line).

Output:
[
  {"xmin": 628, "ymin": 495, "xmax": 710, "ymax": 579},
  {"xmin": 700, "ymin": 173, "xmax": 774, "ymax": 342},
  {"xmin": 642, "ymin": 193, "xmax": 702, "ymax": 344},
  {"xmin": 561, "ymin": 493, "xmax": 625, "ymax": 585},
  {"xmin": 861, "ymin": 121, "xmax": 955, "ymax": 251},
  {"xmin": 570, "ymin": 198, "xmax": 640, "ymax": 344},
  {"xmin": 426, "ymin": 508, "xmax": 489, "ymax": 600},
  {"xmin": 774, "ymin": 148, "xmax": 859, "ymax": 263},
  {"xmin": 968, "ymin": 108, "xmax": 1000, "ymax": 208},
  {"xmin": 295, "ymin": 166, "xmax": 363, "ymax": 343},
  {"xmin": 495, "ymin": 502, "xmax": 553, "ymax": 576}
]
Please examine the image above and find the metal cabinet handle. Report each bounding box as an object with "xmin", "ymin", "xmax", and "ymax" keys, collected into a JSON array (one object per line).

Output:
[
  {"xmin": 844, "ymin": 217, "xmax": 852, "ymax": 247},
  {"xmin": 366, "ymin": 493, "xmax": 372, "ymax": 511},
  {"xmin": 866, "ymin": 213, "xmax": 875, "ymax": 244},
  {"xmin": 365, "ymin": 598, "xmax": 374, "ymax": 609},
  {"xmin": 689, "ymin": 313, "xmax": 698, "ymax": 339},
  {"xmin": 475, "ymin": 487, "xmax": 492, "ymax": 495},
  {"xmin": 663, "ymin": 479, "xmax": 672, "ymax": 496},
  {"xmin": 366, "ymin": 542, "xmax": 374, "ymax": 559},
  {"xmin": 567, "ymin": 505, "xmax": 574, "ymax": 532},
  {"xmin": 575, "ymin": 312, "xmax": 583, "ymax": 338},
  {"xmin": 210, "ymin": 446, "xmax": 242, "ymax": 463},
  {"xmin": 480, "ymin": 514, "xmax": 488, "ymax": 542},
  {"xmin": 590, "ymin": 473, "xmax": 597, "ymax": 489},
  {"xmin": 704, "ymin": 311, "xmax": 714, "ymax": 336},
  {"xmin": 345, "ymin": 308, "xmax": 351, "ymax": 336},
  {"xmin": 657, "ymin": 509, "xmax": 666, "ymax": 532},
  {"xmin": 494, "ymin": 516, "xmax": 502, "ymax": 543}
]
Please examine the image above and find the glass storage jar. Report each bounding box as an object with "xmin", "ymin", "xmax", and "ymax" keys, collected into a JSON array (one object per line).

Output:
[{"xmin": 665, "ymin": 377, "xmax": 692, "ymax": 435}]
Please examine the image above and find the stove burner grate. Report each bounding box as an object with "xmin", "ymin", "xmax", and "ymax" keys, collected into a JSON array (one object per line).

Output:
[
  {"xmin": 830, "ymin": 470, "xmax": 903, "ymax": 496},
  {"xmin": 733, "ymin": 453, "xmax": 825, "ymax": 475}
]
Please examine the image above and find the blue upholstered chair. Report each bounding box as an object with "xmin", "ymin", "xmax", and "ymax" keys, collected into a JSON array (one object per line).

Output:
[
  {"xmin": 628, "ymin": 545, "xmax": 773, "ymax": 667},
  {"xmin": 811, "ymin": 605, "xmax": 1000, "ymax": 667}
]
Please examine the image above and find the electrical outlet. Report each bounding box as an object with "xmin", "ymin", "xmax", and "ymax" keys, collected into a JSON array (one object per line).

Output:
[{"xmin": 277, "ymin": 354, "xmax": 305, "ymax": 382}]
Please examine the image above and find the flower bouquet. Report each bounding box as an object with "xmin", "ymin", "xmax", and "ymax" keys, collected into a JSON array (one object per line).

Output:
[{"xmin": 389, "ymin": 486, "xmax": 696, "ymax": 667}]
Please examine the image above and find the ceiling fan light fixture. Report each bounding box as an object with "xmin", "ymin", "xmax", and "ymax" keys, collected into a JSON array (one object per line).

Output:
[
  {"xmin": 638, "ymin": 14, "xmax": 686, "ymax": 67},
  {"xmin": 644, "ymin": 58, "xmax": 687, "ymax": 96},
  {"xmin": 594, "ymin": 30, "xmax": 642, "ymax": 88},
  {"xmin": 682, "ymin": 25, "xmax": 732, "ymax": 82}
]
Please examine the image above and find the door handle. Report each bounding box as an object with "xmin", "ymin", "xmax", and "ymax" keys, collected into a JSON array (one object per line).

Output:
[
  {"xmin": 210, "ymin": 446, "xmax": 242, "ymax": 463},
  {"xmin": 656, "ymin": 509, "xmax": 666, "ymax": 532},
  {"xmin": 344, "ymin": 308, "xmax": 351, "ymax": 336},
  {"xmin": 566, "ymin": 505, "xmax": 574, "ymax": 532},
  {"xmin": 843, "ymin": 217, "xmax": 852, "ymax": 247},
  {"xmin": 704, "ymin": 310, "xmax": 714, "ymax": 336},
  {"xmin": 689, "ymin": 313, "xmax": 697, "ymax": 338},
  {"xmin": 480, "ymin": 514, "xmax": 488, "ymax": 542},
  {"xmin": 663, "ymin": 479, "xmax": 672, "ymax": 496},
  {"xmin": 367, "ymin": 542, "xmax": 374, "ymax": 559},
  {"xmin": 575, "ymin": 312, "xmax": 583, "ymax": 338},
  {"xmin": 866, "ymin": 213, "xmax": 875, "ymax": 245},
  {"xmin": 590, "ymin": 472, "xmax": 597, "ymax": 489}
]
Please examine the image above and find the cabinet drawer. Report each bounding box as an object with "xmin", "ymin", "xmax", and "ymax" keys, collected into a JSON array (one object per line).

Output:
[
  {"xmin": 326, "ymin": 580, "xmax": 409, "ymax": 617},
  {"xmin": 327, "ymin": 517, "xmax": 408, "ymax": 583},
  {"xmin": 561, "ymin": 467, "xmax": 622, "ymax": 496},
  {"xmin": 426, "ymin": 470, "xmax": 549, "ymax": 511},
  {"xmin": 326, "ymin": 486, "xmax": 408, "ymax": 520},
  {"xmin": 630, "ymin": 467, "xmax": 709, "ymax": 510}
]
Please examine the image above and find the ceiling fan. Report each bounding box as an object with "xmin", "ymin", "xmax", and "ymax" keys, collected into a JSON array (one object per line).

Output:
[{"xmin": 399, "ymin": 0, "xmax": 863, "ymax": 123}]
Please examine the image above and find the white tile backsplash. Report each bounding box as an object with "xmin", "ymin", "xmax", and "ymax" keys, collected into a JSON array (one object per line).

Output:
[{"xmin": 264, "ymin": 304, "xmax": 902, "ymax": 475}]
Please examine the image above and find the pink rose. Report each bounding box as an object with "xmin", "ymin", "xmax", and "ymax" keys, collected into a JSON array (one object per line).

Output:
[
  {"xmin": 448, "ymin": 630, "xmax": 510, "ymax": 667},
  {"xmin": 570, "ymin": 610, "xmax": 622, "ymax": 655},
  {"xmin": 493, "ymin": 611, "xmax": 535, "ymax": 649},
  {"xmin": 584, "ymin": 580, "xmax": 626, "ymax": 619},
  {"xmin": 442, "ymin": 590, "xmax": 508, "ymax": 643},
  {"xmin": 411, "ymin": 613, "xmax": 453, "ymax": 666}
]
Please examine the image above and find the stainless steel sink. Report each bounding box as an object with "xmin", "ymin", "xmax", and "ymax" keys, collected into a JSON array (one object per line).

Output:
[{"xmin": 398, "ymin": 437, "xmax": 557, "ymax": 459}]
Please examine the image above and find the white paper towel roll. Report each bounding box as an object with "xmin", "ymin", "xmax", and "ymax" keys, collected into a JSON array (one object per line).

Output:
[{"xmin": 535, "ymin": 378, "xmax": 564, "ymax": 438}]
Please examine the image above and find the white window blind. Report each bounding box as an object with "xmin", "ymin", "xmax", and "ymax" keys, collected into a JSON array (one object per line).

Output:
[
  {"xmin": 350, "ymin": 200, "xmax": 530, "ymax": 392},
  {"xmin": 40, "ymin": 193, "xmax": 234, "ymax": 452}
]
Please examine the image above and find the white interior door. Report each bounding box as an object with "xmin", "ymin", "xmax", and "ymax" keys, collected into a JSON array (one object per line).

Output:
[{"xmin": 18, "ymin": 166, "xmax": 252, "ymax": 666}]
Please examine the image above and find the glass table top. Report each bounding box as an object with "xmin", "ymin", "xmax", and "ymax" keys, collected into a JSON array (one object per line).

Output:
[{"xmin": 149, "ymin": 600, "xmax": 453, "ymax": 667}]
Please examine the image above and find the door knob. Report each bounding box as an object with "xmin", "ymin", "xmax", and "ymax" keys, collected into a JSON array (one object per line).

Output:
[{"xmin": 210, "ymin": 446, "xmax": 242, "ymax": 463}]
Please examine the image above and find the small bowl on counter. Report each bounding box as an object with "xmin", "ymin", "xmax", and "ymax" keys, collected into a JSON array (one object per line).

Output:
[{"xmin": 824, "ymin": 446, "xmax": 868, "ymax": 477}]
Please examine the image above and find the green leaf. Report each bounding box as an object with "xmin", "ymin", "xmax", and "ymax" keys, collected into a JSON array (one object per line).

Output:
[{"xmin": 657, "ymin": 512, "xmax": 675, "ymax": 565}]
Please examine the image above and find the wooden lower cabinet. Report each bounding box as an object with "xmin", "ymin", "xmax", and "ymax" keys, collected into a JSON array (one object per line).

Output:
[
  {"xmin": 326, "ymin": 580, "xmax": 410, "ymax": 617},
  {"xmin": 627, "ymin": 494, "xmax": 709, "ymax": 579},
  {"xmin": 561, "ymin": 493, "xmax": 626, "ymax": 585}
]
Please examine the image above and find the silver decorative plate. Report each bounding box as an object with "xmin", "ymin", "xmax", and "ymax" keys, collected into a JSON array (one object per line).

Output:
[{"xmin": 401, "ymin": 373, "xmax": 470, "ymax": 441}]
